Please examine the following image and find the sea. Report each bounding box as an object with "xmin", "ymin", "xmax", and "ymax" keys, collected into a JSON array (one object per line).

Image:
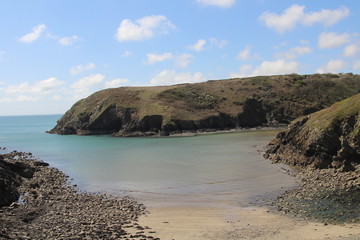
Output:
[{"xmin": 0, "ymin": 114, "xmax": 296, "ymax": 208}]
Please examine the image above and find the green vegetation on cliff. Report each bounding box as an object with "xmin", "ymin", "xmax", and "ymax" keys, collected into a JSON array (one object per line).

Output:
[
  {"xmin": 49, "ymin": 73, "xmax": 360, "ymax": 136},
  {"xmin": 266, "ymin": 92, "xmax": 360, "ymax": 170}
]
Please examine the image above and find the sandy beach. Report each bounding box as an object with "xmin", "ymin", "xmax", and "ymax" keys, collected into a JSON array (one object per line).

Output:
[{"xmin": 133, "ymin": 206, "xmax": 360, "ymax": 240}]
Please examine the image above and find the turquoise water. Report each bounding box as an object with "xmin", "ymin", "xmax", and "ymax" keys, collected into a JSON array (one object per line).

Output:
[{"xmin": 0, "ymin": 115, "xmax": 296, "ymax": 207}]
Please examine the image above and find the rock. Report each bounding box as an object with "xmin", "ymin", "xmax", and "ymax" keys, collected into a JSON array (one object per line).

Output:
[
  {"xmin": 266, "ymin": 93, "xmax": 360, "ymax": 169},
  {"xmin": 48, "ymin": 73, "xmax": 360, "ymax": 137},
  {"xmin": 0, "ymin": 158, "xmax": 22, "ymax": 207},
  {"xmin": 0, "ymin": 149, "xmax": 158, "ymax": 240}
]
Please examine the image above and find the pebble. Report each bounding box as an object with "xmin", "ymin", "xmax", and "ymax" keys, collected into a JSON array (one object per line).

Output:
[{"xmin": 0, "ymin": 150, "xmax": 158, "ymax": 239}]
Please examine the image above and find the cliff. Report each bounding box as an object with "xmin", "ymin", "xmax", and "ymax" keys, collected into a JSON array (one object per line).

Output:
[
  {"xmin": 49, "ymin": 73, "xmax": 360, "ymax": 137},
  {"xmin": 265, "ymin": 93, "xmax": 360, "ymax": 170}
]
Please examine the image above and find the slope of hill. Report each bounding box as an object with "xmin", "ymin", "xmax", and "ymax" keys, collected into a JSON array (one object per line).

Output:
[
  {"xmin": 49, "ymin": 73, "xmax": 360, "ymax": 137},
  {"xmin": 266, "ymin": 92, "xmax": 360, "ymax": 170}
]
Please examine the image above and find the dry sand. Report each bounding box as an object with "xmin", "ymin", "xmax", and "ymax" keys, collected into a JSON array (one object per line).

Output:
[{"xmin": 130, "ymin": 206, "xmax": 360, "ymax": 240}]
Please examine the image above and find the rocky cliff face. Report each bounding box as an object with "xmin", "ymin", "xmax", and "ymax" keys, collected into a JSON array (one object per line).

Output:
[
  {"xmin": 265, "ymin": 93, "xmax": 360, "ymax": 170},
  {"xmin": 0, "ymin": 152, "xmax": 48, "ymax": 207},
  {"xmin": 49, "ymin": 73, "xmax": 360, "ymax": 137}
]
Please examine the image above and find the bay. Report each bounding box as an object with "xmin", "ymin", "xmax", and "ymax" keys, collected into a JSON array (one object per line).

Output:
[{"xmin": 0, "ymin": 115, "xmax": 296, "ymax": 207}]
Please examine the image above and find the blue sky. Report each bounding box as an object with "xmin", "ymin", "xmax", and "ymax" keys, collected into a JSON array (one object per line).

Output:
[{"xmin": 0, "ymin": 0, "xmax": 359, "ymax": 115}]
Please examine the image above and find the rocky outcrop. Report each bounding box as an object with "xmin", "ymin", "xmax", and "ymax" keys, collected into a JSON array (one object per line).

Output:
[
  {"xmin": 49, "ymin": 73, "xmax": 360, "ymax": 137},
  {"xmin": 0, "ymin": 150, "xmax": 159, "ymax": 239},
  {"xmin": 0, "ymin": 152, "xmax": 47, "ymax": 207},
  {"xmin": 0, "ymin": 156, "xmax": 21, "ymax": 207},
  {"xmin": 265, "ymin": 93, "xmax": 360, "ymax": 170}
]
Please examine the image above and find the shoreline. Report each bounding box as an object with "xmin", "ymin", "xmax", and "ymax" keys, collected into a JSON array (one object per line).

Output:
[
  {"xmin": 135, "ymin": 206, "xmax": 360, "ymax": 240},
  {"xmin": 1, "ymin": 148, "xmax": 360, "ymax": 239},
  {"xmin": 163, "ymin": 126, "xmax": 286, "ymax": 138},
  {"xmin": 0, "ymin": 150, "xmax": 158, "ymax": 240}
]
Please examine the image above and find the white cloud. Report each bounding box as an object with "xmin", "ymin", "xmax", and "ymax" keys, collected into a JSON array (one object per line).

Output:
[
  {"xmin": 302, "ymin": 6, "xmax": 350, "ymax": 27},
  {"xmin": 353, "ymin": 61, "xmax": 360, "ymax": 70},
  {"xmin": 70, "ymin": 63, "xmax": 96, "ymax": 75},
  {"xmin": 318, "ymin": 32, "xmax": 350, "ymax": 49},
  {"xmin": 5, "ymin": 77, "xmax": 64, "ymax": 94},
  {"xmin": 259, "ymin": 5, "xmax": 350, "ymax": 33},
  {"xmin": 230, "ymin": 65, "xmax": 253, "ymax": 78},
  {"xmin": 209, "ymin": 38, "xmax": 227, "ymax": 48},
  {"xmin": 71, "ymin": 74, "xmax": 105, "ymax": 89},
  {"xmin": 19, "ymin": 24, "xmax": 46, "ymax": 43},
  {"xmin": 275, "ymin": 46, "xmax": 312, "ymax": 60},
  {"xmin": 196, "ymin": 0, "xmax": 235, "ymax": 8},
  {"xmin": 104, "ymin": 78, "xmax": 129, "ymax": 88},
  {"xmin": 149, "ymin": 70, "xmax": 205, "ymax": 86},
  {"xmin": 343, "ymin": 44, "xmax": 359, "ymax": 57},
  {"xmin": 70, "ymin": 74, "xmax": 105, "ymax": 100},
  {"xmin": 230, "ymin": 59, "xmax": 299, "ymax": 78},
  {"xmin": 317, "ymin": 59, "xmax": 346, "ymax": 73},
  {"xmin": 259, "ymin": 5, "xmax": 304, "ymax": 33},
  {"xmin": 188, "ymin": 39, "xmax": 207, "ymax": 52},
  {"xmin": 121, "ymin": 50, "xmax": 132, "ymax": 58},
  {"xmin": 175, "ymin": 54, "xmax": 193, "ymax": 68},
  {"xmin": 116, "ymin": 15, "xmax": 175, "ymax": 42},
  {"xmin": 188, "ymin": 38, "xmax": 227, "ymax": 52},
  {"xmin": 58, "ymin": 35, "xmax": 80, "ymax": 46},
  {"xmin": 16, "ymin": 95, "xmax": 40, "ymax": 102},
  {"xmin": 145, "ymin": 52, "xmax": 173, "ymax": 65},
  {"xmin": 237, "ymin": 46, "xmax": 251, "ymax": 60}
]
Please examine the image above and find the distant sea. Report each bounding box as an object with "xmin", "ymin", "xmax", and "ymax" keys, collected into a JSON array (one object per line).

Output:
[{"xmin": 0, "ymin": 114, "xmax": 296, "ymax": 208}]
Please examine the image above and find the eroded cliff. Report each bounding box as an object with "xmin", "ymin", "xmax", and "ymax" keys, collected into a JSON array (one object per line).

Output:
[
  {"xmin": 49, "ymin": 73, "xmax": 360, "ymax": 137},
  {"xmin": 266, "ymin": 93, "xmax": 360, "ymax": 170}
]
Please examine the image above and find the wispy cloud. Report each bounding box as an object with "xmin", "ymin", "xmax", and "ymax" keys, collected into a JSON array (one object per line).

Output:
[
  {"xmin": 71, "ymin": 74, "xmax": 105, "ymax": 99},
  {"xmin": 188, "ymin": 39, "xmax": 207, "ymax": 52},
  {"xmin": 230, "ymin": 59, "xmax": 299, "ymax": 78},
  {"xmin": 71, "ymin": 74, "xmax": 104, "ymax": 89},
  {"xmin": 116, "ymin": 15, "xmax": 175, "ymax": 42},
  {"xmin": 353, "ymin": 61, "xmax": 360, "ymax": 70},
  {"xmin": 58, "ymin": 35, "xmax": 80, "ymax": 46},
  {"xmin": 5, "ymin": 77, "xmax": 64, "ymax": 94},
  {"xmin": 188, "ymin": 38, "xmax": 227, "ymax": 52},
  {"xmin": 196, "ymin": 0, "xmax": 235, "ymax": 8},
  {"xmin": 175, "ymin": 54, "xmax": 193, "ymax": 68},
  {"xmin": 70, "ymin": 63, "xmax": 96, "ymax": 75},
  {"xmin": 104, "ymin": 78, "xmax": 129, "ymax": 88},
  {"xmin": 275, "ymin": 46, "xmax": 312, "ymax": 60},
  {"xmin": 145, "ymin": 52, "xmax": 174, "ymax": 65},
  {"xmin": 19, "ymin": 24, "xmax": 46, "ymax": 43},
  {"xmin": 259, "ymin": 5, "xmax": 350, "ymax": 33},
  {"xmin": 149, "ymin": 70, "xmax": 205, "ymax": 86},
  {"xmin": 317, "ymin": 59, "xmax": 346, "ymax": 73},
  {"xmin": 318, "ymin": 32, "xmax": 350, "ymax": 49},
  {"xmin": 121, "ymin": 50, "xmax": 132, "ymax": 58},
  {"xmin": 343, "ymin": 42, "xmax": 360, "ymax": 57},
  {"xmin": 237, "ymin": 46, "xmax": 252, "ymax": 60}
]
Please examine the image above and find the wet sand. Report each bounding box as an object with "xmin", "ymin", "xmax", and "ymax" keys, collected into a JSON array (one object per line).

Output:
[{"xmin": 133, "ymin": 206, "xmax": 360, "ymax": 240}]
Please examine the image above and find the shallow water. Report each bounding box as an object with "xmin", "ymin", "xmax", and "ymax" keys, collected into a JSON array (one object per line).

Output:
[{"xmin": 0, "ymin": 115, "xmax": 296, "ymax": 207}]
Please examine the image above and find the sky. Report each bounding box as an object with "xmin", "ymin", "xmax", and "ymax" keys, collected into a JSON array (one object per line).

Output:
[{"xmin": 0, "ymin": 0, "xmax": 359, "ymax": 116}]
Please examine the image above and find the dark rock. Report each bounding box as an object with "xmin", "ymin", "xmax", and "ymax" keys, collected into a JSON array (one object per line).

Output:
[
  {"xmin": 0, "ymin": 167, "xmax": 20, "ymax": 207},
  {"xmin": 238, "ymin": 97, "xmax": 267, "ymax": 127}
]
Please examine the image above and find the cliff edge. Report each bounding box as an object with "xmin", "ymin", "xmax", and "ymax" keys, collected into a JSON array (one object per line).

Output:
[
  {"xmin": 266, "ymin": 93, "xmax": 360, "ymax": 170},
  {"xmin": 49, "ymin": 73, "xmax": 360, "ymax": 137}
]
